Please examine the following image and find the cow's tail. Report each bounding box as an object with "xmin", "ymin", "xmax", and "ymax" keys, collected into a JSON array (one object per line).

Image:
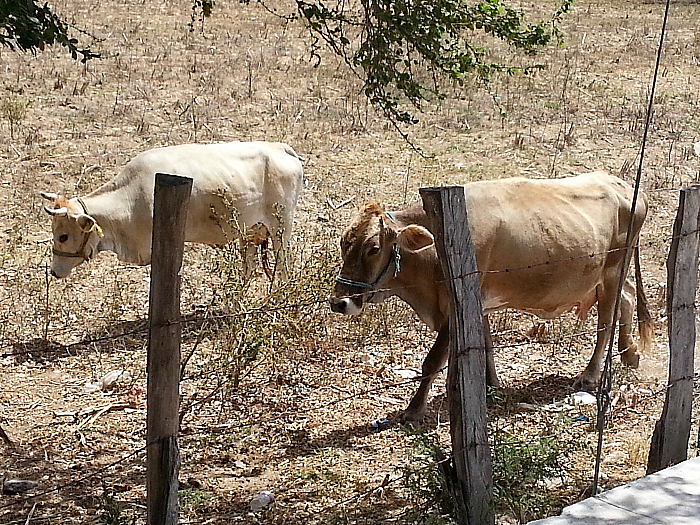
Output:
[
  {"xmin": 260, "ymin": 238, "xmax": 274, "ymax": 281},
  {"xmin": 634, "ymin": 242, "xmax": 654, "ymax": 354},
  {"xmin": 281, "ymin": 143, "xmax": 303, "ymax": 161}
]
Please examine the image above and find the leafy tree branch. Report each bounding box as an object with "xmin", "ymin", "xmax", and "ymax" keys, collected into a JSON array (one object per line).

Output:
[
  {"xmin": 0, "ymin": 0, "xmax": 98, "ymax": 61},
  {"xmin": 294, "ymin": 0, "xmax": 573, "ymax": 125}
]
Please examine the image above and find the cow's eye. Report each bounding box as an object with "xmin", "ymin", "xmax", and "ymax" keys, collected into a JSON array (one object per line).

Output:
[
  {"xmin": 59, "ymin": 234, "xmax": 68, "ymax": 243},
  {"xmin": 367, "ymin": 245, "xmax": 380, "ymax": 256}
]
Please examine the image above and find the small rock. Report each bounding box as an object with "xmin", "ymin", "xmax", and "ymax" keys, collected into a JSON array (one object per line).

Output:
[
  {"xmin": 2, "ymin": 479, "xmax": 38, "ymax": 495},
  {"xmin": 516, "ymin": 402, "xmax": 538, "ymax": 411},
  {"xmin": 250, "ymin": 490, "xmax": 274, "ymax": 512}
]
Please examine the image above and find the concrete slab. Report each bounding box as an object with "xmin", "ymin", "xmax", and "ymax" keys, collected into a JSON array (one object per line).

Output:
[{"xmin": 527, "ymin": 456, "xmax": 700, "ymax": 525}]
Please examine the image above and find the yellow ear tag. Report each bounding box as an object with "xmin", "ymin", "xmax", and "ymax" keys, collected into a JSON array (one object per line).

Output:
[{"xmin": 84, "ymin": 223, "xmax": 104, "ymax": 237}]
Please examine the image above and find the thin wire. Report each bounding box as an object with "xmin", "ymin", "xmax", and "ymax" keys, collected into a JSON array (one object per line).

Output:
[
  {"xmin": 0, "ymin": 370, "xmax": 442, "ymax": 512},
  {"xmin": 592, "ymin": 0, "xmax": 671, "ymax": 495},
  {"xmin": 3, "ymin": 221, "xmax": 697, "ymax": 359},
  {"xmin": 0, "ymin": 446, "xmax": 146, "ymax": 512}
]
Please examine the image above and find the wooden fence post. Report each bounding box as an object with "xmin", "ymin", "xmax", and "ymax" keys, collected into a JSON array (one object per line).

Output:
[
  {"xmin": 148, "ymin": 173, "xmax": 193, "ymax": 525},
  {"xmin": 647, "ymin": 185, "xmax": 700, "ymax": 474},
  {"xmin": 420, "ymin": 186, "xmax": 494, "ymax": 525}
]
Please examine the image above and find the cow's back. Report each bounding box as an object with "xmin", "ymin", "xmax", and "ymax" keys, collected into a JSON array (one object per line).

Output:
[
  {"xmin": 463, "ymin": 172, "xmax": 647, "ymax": 315},
  {"xmin": 115, "ymin": 141, "xmax": 301, "ymax": 197},
  {"xmin": 83, "ymin": 141, "xmax": 304, "ymax": 262}
]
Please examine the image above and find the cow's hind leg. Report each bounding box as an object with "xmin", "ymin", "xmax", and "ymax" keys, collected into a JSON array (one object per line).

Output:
[
  {"xmin": 265, "ymin": 207, "xmax": 292, "ymax": 282},
  {"xmin": 400, "ymin": 326, "xmax": 449, "ymax": 427},
  {"xmin": 618, "ymin": 273, "xmax": 640, "ymax": 368},
  {"xmin": 240, "ymin": 237, "xmax": 258, "ymax": 280},
  {"xmin": 574, "ymin": 280, "xmax": 617, "ymax": 392}
]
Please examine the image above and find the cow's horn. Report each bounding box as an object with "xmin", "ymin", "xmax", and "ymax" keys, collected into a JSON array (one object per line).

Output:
[
  {"xmin": 44, "ymin": 205, "xmax": 68, "ymax": 216},
  {"xmin": 40, "ymin": 192, "xmax": 59, "ymax": 201}
]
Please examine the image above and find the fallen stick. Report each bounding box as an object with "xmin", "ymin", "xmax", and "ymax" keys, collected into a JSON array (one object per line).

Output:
[
  {"xmin": 76, "ymin": 402, "xmax": 136, "ymax": 431},
  {"xmin": 0, "ymin": 515, "xmax": 57, "ymax": 525},
  {"xmin": 0, "ymin": 423, "xmax": 13, "ymax": 447},
  {"xmin": 327, "ymin": 195, "xmax": 355, "ymax": 210}
]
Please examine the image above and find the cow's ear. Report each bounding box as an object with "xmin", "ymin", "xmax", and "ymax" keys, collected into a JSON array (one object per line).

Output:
[
  {"xmin": 397, "ymin": 225, "xmax": 434, "ymax": 251},
  {"xmin": 78, "ymin": 214, "xmax": 103, "ymax": 236},
  {"xmin": 77, "ymin": 214, "xmax": 94, "ymax": 231}
]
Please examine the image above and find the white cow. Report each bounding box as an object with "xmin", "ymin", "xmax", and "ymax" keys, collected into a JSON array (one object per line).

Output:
[{"xmin": 41, "ymin": 141, "xmax": 304, "ymax": 279}]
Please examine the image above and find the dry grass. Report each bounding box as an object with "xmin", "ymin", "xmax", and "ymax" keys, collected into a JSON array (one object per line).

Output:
[{"xmin": 1, "ymin": 0, "xmax": 700, "ymax": 523}]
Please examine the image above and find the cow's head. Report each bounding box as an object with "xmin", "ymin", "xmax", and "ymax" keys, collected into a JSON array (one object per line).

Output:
[
  {"xmin": 330, "ymin": 202, "xmax": 434, "ymax": 315},
  {"xmin": 41, "ymin": 192, "xmax": 103, "ymax": 278}
]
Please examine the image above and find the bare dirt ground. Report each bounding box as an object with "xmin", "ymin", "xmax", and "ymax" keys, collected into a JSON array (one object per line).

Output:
[{"xmin": 1, "ymin": 0, "xmax": 699, "ymax": 523}]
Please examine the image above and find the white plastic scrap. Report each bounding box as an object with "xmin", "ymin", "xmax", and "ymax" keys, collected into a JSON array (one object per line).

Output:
[
  {"xmin": 570, "ymin": 391, "xmax": 597, "ymax": 406},
  {"xmin": 84, "ymin": 370, "xmax": 132, "ymax": 392},
  {"xmin": 392, "ymin": 367, "xmax": 421, "ymax": 379}
]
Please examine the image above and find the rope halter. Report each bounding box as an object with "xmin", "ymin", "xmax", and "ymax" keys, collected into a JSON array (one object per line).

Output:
[
  {"xmin": 336, "ymin": 244, "xmax": 401, "ymax": 291},
  {"xmin": 52, "ymin": 198, "xmax": 102, "ymax": 261}
]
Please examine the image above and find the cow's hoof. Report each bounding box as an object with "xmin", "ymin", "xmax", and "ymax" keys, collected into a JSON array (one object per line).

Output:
[
  {"xmin": 573, "ymin": 373, "xmax": 599, "ymax": 392},
  {"xmin": 620, "ymin": 345, "xmax": 640, "ymax": 368},
  {"xmin": 397, "ymin": 410, "xmax": 424, "ymax": 430}
]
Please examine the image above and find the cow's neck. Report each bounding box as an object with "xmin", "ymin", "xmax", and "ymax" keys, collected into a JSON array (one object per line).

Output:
[
  {"xmin": 78, "ymin": 184, "xmax": 150, "ymax": 265},
  {"xmin": 390, "ymin": 248, "xmax": 447, "ymax": 332}
]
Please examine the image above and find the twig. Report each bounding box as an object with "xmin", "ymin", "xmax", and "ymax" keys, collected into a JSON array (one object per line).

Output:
[
  {"xmin": 0, "ymin": 515, "xmax": 56, "ymax": 525},
  {"xmin": 24, "ymin": 504, "xmax": 36, "ymax": 525},
  {"xmin": 76, "ymin": 402, "xmax": 136, "ymax": 431},
  {"xmin": 0, "ymin": 423, "xmax": 14, "ymax": 447},
  {"xmin": 327, "ymin": 196, "xmax": 355, "ymax": 210}
]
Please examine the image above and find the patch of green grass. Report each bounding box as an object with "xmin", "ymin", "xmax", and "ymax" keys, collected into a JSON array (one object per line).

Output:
[
  {"xmin": 99, "ymin": 492, "xmax": 135, "ymax": 525},
  {"xmin": 492, "ymin": 421, "xmax": 582, "ymax": 524},
  {"xmin": 398, "ymin": 419, "xmax": 583, "ymax": 525},
  {"xmin": 398, "ymin": 431, "xmax": 456, "ymax": 525},
  {"xmin": 297, "ymin": 468, "xmax": 344, "ymax": 484},
  {"xmin": 179, "ymin": 488, "xmax": 213, "ymax": 511}
]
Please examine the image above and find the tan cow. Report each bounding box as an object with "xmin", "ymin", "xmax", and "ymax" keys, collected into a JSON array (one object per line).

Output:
[
  {"xmin": 330, "ymin": 172, "xmax": 653, "ymax": 425},
  {"xmin": 41, "ymin": 141, "xmax": 304, "ymax": 279}
]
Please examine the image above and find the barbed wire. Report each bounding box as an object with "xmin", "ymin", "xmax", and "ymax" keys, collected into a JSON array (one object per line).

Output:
[
  {"xmin": 611, "ymin": 372, "xmax": 699, "ymax": 412},
  {"xmin": 0, "ymin": 358, "xmax": 695, "ymax": 515},
  {"xmin": 2, "ymin": 221, "xmax": 694, "ymax": 360},
  {"xmin": 13, "ymin": 363, "xmax": 685, "ymax": 522},
  {"xmin": 0, "ymin": 446, "xmax": 146, "ymax": 513},
  {"xmin": 3, "ymin": 376, "xmax": 431, "ymax": 513},
  {"xmin": 2, "ymin": 186, "xmax": 698, "ymax": 516}
]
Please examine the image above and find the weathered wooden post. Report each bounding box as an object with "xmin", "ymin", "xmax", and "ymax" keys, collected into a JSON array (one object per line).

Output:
[
  {"xmin": 148, "ymin": 173, "xmax": 193, "ymax": 525},
  {"xmin": 647, "ymin": 185, "xmax": 700, "ymax": 474},
  {"xmin": 421, "ymin": 186, "xmax": 494, "ymax": 525}
]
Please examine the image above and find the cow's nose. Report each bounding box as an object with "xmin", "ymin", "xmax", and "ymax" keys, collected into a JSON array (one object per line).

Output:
[
  {"xmin": 329, "ymin": 297, "xmax": 347, "ymax": 314},
  {"xmin": 50, "ymin": 269, "xmax": 59, "ymax": 278}
]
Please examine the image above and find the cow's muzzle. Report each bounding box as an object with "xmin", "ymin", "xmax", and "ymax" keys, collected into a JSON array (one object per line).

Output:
[{"xmin": 329, "ymin": 294, "xmax": 363, "ymax": 315}]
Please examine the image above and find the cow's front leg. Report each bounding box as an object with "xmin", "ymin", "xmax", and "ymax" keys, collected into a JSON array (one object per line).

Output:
[
  {"xmin": 400, "ymin": 326, "xmax": 449, "ymax": 427},
  {"xmin": 484, "ymin": 315, "xmax": 500, "ymax": 388}
]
